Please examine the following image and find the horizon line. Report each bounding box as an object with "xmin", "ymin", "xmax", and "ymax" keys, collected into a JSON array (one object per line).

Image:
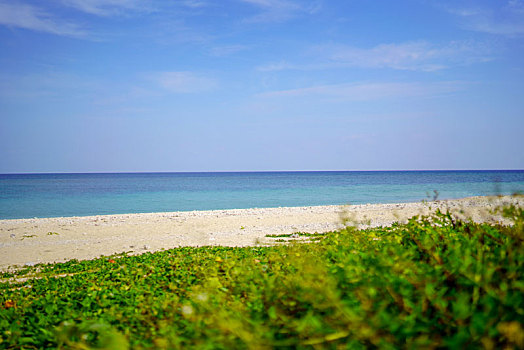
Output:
[{"xmin": 2, "ymin": 169, "xmax": 524, "ymax": 175}]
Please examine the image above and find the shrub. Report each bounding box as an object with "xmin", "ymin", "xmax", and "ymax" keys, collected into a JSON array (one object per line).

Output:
[{"xmin": 1, "ymin": 206, "xmax": 522, "ymax": 349}]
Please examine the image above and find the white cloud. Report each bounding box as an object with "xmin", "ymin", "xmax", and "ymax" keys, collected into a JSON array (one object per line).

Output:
[
  {"xmin": 444, "ymin": 1, "xmax": 524, "ymax": 36},
  {"xmin": 209, "ymin": 45, "xmax": 248, "ymax": 57},
  {"xmin": 257, "ymin": 61, "xmax": 298, "ymax": 71},
  {"xmin": 152, "ymin": 18, "xmax": 213, "ymax": 45},
  {"xmin": 258, "ymin": 40, "xmax": 492, "ymax": 72},
  {"xmin": 0, "ymin": 71, "xmax": 104, "ymax": 100},
  {"xmin": 0, "ymin": 1, "xmax": 85, "ymax": 37},
  {"xmin": 238, "ymin": 0, "xmax": 320, "ymax": 23},
  {"xmin": 258, "ymin": 81, "xmax": 468, "ymax": 101},
  {"xmin": 240, "ymin": 0, "xmax": 299, "ymax": 9},
  {"xmin": 151, "ymin": 71, "xmax": 217, "ymax": 93},
  {"xmin": 61, "ymin": 0, "xmax": 152, "ymax": 16},
  {"xmin": 181, "ymin": 0, "xmax": 208, "ymax": 8},
  {"xmin": 328, "ymin": 41, "xmax": 491, "ymax": 71}
]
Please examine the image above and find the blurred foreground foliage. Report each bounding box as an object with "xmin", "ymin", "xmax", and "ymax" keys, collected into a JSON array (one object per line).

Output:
[{"xmin": 1, "ymin": 205, "xmax": 523, "ymax": 349}]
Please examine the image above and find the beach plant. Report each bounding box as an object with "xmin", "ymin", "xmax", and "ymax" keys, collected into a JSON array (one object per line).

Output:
[
  {"xmin": 20, "ymin": 235, "xmax": 37, "ymax": 240},
  {"xmin": 265, "ymin": 232, "xmax": 324, "ymax": 238},
  {"xmin": 0, "ymin": 204, "xmax": 523, "ymax": 349}
]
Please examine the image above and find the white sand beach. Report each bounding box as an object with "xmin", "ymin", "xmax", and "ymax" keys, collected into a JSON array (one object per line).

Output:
[{"xmin": 0, "ymin": 195, "xmax": 522, "ymax": 270}]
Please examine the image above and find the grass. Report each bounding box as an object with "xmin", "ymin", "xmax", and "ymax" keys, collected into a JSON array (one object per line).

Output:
[{"xmin": 1, "ymin": 205, "xmax": 523, "ymax": 349}]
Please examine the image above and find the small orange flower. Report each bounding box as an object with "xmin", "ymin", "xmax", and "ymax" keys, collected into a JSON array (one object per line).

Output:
[
  {"xmin": 108, "ymin": 259, "xmax": 116, "ymax": 263},
  {"xmin": 4, "ymin": 299, "xmax": 15, "ymax": 308}
]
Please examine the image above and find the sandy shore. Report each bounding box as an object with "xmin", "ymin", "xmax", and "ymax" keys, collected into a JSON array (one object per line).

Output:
[{"xmin": 0, "ymin": 196, "xmax": 522, "ymax": 270}]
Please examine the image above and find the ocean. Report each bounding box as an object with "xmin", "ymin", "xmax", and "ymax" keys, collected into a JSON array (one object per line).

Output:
[{"xmin": 0, "ymin": 171, "xmax": 523, "ymax": 220}]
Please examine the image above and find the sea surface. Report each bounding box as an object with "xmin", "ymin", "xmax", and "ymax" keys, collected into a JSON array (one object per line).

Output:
[{"xmin": 1, "ymin": 171, "xmax": 523, "ymax": 220}]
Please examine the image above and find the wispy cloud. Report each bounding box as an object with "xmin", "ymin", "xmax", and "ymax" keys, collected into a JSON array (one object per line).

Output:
[
  {"xmin": 257, "ymin": 40, "xmax": 492, "ymax": 72},
  {"xmin": 326, "ymin": 41, "xmax": 492, "ymax": 71},
  {"xmin": 443, "ymin": 0, "xmax": 524, "ymax": 36},
  {"xmin": 150, "ymin": 71, "xmax": 217, "ymax": 93},
  {"xmin": 0, "ymin": 71, "xmax": 102, "ymax": 100},
  {"xmin": 208, "ymin": 44, "xmax": 249, "ymax": 57},
  {"xmin": 238, "ymin": 0, "xmax": 320, "ymax": 23},
  {"xmin": 61, "ymin": 0, "xmax": 153, "ymax": 16},
  {"xmin": 258, "ymin": 81, "xmax": 468, "ymax": 101},
  {"xmin": 257, "ymin": 61, "xmax": 298, "ymax": 71},
  {"xmin": 181, "ymin": 0, "xmax": 208, "ymax": 8},
  {"xmin": 0, "ymin": 1, "xmax": 86, "ymax": 37}
]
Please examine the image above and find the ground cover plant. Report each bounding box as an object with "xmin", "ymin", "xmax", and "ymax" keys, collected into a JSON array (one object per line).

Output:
[{"xmin": 1, "ymin": 205, "xmax": 523, "ymax": 349}]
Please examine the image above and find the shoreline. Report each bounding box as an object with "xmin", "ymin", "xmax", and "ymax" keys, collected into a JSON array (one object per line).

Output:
[{"xmin": 1, "ymin": 195, "xmax": 522, "ymax": 270}]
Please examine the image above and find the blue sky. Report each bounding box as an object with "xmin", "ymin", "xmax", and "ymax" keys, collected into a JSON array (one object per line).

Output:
[{"xmin": 0, "ymin": 0, "xmax": 523, "ymax": 173}]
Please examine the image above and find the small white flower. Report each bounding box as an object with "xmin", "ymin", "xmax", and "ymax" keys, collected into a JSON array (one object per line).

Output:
[
  {"xmin": 181, "ymin": 305, "xmax": 194, "ymax": 315},
  {"xmin": 196, "ymin": 293, "xmax": 208, "ymax": 302}
]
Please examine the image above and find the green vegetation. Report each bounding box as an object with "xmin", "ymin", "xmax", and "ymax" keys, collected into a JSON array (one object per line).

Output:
[
  {"xmin": 1, "ymin": 206, "xmax": 523, "ymax": 349},
  {"xmin": 265, "ymin": 232, "xmax": 325, "ymax": 238},
  {"xmin": 20, "ymin": 235, "xmax": 37, "ymax": 240}
]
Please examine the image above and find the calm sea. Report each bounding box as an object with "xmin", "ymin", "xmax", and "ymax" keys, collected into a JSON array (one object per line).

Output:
[{"xmin": 0, "ymin": 171, "xmax": 523, "ymax": 219}]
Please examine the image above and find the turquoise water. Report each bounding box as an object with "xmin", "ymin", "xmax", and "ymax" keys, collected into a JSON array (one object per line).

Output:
[{"xmin": 0, "ymin": 171, "xmax": 523, "ymax": 219}]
